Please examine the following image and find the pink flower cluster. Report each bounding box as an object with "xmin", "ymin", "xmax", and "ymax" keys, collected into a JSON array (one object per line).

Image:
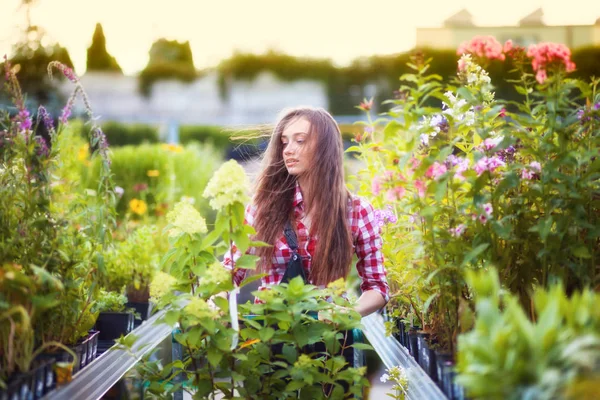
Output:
[
  {"xmin": 425, "ymin": 162, "xmax": 447, "ymax": 180},
  {"xmin": 474, "ymin": 156, "xmax": 506, "ymax": 176},
  {"xmin": 527, "ymin": 43, "xmax": 576, "ymax": 84},
  {"xmin": 457, "ymin": 36, "xmax": 506, "ymax": 61},
  {"xmin": 372, "ymin": 170, "xmax": 407, "ymax": 201},
  {"xmin": 472, "ymin": 203, "xmax": 494, "ymax": 224},
  {"xmin": 521, "ymin": 161, "xmax": 541, "ymax": 180}
]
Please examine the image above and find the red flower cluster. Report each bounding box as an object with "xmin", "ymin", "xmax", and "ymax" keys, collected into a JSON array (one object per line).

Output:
[
  {"xmin": 526, "ymin": 42, "xmax": 576, "ymax": 84},
  {"xmin": 457, "ymin": 36, "xmax": 506, "ymax": 61}
]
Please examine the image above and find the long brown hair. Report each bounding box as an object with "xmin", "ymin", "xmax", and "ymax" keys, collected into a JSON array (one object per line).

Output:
[{"xmin": 252, "ymin": 107, "xmax": 353, "ymax": 286}]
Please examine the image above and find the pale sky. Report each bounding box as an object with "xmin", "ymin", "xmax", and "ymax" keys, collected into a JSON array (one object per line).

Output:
[{"xmin": 1, "ymin": 0, "xmax": 599, "ymax": 76}]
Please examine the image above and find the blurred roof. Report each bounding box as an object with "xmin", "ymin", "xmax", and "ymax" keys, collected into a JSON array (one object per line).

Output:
[
  {"xmin": 519, "ymin": 8, "xmax": 545, "ymax": 26},
  {"xmin": 444, "ymin": 9, "xmax": 475, "ymax": 27}
]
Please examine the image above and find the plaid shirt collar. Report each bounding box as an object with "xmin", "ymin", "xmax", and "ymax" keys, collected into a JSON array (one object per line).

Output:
[{"xmin": 292, "ymin": 181, "xmax": 304, "ymax": 211}]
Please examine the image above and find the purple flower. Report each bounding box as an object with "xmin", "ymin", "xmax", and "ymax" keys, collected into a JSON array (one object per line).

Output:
[
  {"xmin": 373, "ymin": 205, "xmax": 398, "ymax": 227},
  {"xmin": 60, "ymin": 99, "xmax": 74, "ymax": 125},
  {"xmin": 430, "ymin": 114, "xmax": 450, "ymax": 134},
  {"xmin": 48, "ymin": 61, "xmax": 78, "ymax": 83},
  {"xmin": 12, "ymin": 109, "xmax": 32, "ymax": 133},
  {"xmin": 497, "ymin": 145, "xmax": 516, "ymax": 163},
  {"xmin": 37, "ymin": 106, "xmax": 55, "ymax": 132},
  {"xmin": 35, "ymin": 136, "xmax": 49, "ymax": 158}
]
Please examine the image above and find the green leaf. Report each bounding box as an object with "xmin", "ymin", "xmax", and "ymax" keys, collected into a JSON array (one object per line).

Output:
[
  {"xmin": 164, "ymin": 310, "xmax": 180, "ymax": 326},
  {"xmin": 201, "ymin": 229, "xmax": 221, "ymax": 249},
  {"xmin": 383, "ymin": 120, "xmax": 403, "ymax": 141},
  {"xmin": 207, "ymin": 347, "xmax": 223, "ymax": 367},
  {"xmin": 572, "ymin": 246, "xmax": 591, "ymax": 259},
  {"xmin": 350, "ymin": 343, "xmax": 373, "ymax": 351},
  {"xmin": 235, "ymin": 255, "xmax": 259, "ymax": 270},
  {"xmin": 345, "ymin": 146, "xmax": 361, "ymax": 153},
  {"xmin": 461, "ymin": 244, "xmax": 490, "ymax": 267},
  {"xmin": 285, "ymin": 381, "xmax": 305, "ymax": 391},
  {"xmin": 232, "ymin": 231, "xmax": 250, "ymax": 254},
  {"xmin": 249, "ymin": 240, "xmax": 271, "ymax": 248},
  {"xmin": 259, "ymin": 327, "xmax": 275, "ymax": 342}
]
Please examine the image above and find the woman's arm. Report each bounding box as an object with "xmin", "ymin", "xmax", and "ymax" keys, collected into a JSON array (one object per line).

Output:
[
  {"xmin": 355, "ymin": 290, "xmax": 387, "ymax": 317},
  {"xmin": 353, "ymin": 198, "xmax": 390, "ymax": 317}
]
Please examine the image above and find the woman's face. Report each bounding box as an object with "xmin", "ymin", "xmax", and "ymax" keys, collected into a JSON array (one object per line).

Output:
[{"xmin": 281, "ymin": 117, "xmax": 312, "ymax": 176}]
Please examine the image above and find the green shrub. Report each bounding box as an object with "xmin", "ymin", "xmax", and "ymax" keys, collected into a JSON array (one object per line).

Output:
[
  {"xmin": 179, "ymin": 125, "xmax": 232, "ymax": 148},
  {"xmin": 95, "ymin": 121, "xmax": 159, "ymax": 146},
  {"xmin": 87, "ymin": 142, "xmax": 222, "ymax": 222},
  {"xmin": 92, "ymin": 290, "xmax": 127, "ymax": 313}
]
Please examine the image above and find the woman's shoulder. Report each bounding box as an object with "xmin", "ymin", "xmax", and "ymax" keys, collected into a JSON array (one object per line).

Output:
[{"xmin": 347, "ymin": 193, "xmax": 376, "ymax": 217}]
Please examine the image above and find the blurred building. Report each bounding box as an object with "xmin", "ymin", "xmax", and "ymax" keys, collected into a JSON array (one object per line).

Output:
[
  {"xmin": 416, "ymin": 8, "xmax": 600, "ymax": 49},
  {"xmin": 59, "ymin": 71, "xmax": 328, "ymax": 127}
]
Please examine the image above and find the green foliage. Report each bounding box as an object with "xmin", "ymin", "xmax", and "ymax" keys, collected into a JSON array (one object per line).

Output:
[
  {"xmin": 139, "ymin": 39, "xmax": 197, "ymax": 96},
  {"xmin": 0, "ymin": 60, "xmax": 116, "ymax": 372},
  {"xmin": 130, "ymin": 162, "xmax": 369, "ymax": 399},
  {"xmin": 102, "ymin": 225, "xmax": 161, "ymax": 297},
  {"xmin": 86, "ymin": 142, "xmax": 222, "ymax": 220},
  {"xmin": 92, "ymin": 290, "xmax": 127, "ymax": 313},
  {"xmin": 86, "ymin": 23, "xmax": 122, "ymax": 73},
  {"xmin": 457, "ymin": 268, "xmax": 600, "ymax": 400},
  {"xmin": 179, "ymin": 125, "xmax": 234, "ymax": 149},
  {"xmin": 353, "ymin": 48, "xmax": 600, "ymax": 356}
]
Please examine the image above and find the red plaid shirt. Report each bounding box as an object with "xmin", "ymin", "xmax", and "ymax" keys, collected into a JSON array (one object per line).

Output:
[{"xmin": 224, "ymin": 183, "xmax": 389, "ymax": 302}]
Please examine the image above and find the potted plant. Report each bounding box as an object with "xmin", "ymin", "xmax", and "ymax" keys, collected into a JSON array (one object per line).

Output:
[
  {"xmin": 103, "ymin": 225, "xmax": 160, "ymax": 325},
  {"xmin": 93, "ymin": 290, "xmax": 134, "ymax": 345}
]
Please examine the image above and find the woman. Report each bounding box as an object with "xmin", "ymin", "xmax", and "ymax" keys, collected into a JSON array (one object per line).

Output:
[{"xmin": 224, "ymin": 106, "xmax": 388, "ymax": 317}]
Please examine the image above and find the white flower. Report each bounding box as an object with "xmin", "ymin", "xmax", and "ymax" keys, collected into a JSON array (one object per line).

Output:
[
  {"xmin": 483, "ymin": 203, "xmax": 493, "ymax": 216},
  {"xmin": 420, "ymin": 134, "xmax": 429, "ymax": 146},
  {"xmin": 380, "ymin": 373, "xmax": 390, "ymax": 383},
  {"xmin": 167, "ymin": 202, "xmax": 207, "ymax": 236}
]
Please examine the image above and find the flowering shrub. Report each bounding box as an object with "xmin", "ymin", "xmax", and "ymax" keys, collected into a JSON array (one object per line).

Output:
[
  {"xmin": 0, "ymin": 59, "xmax": 116, "ymax": 384},
  {"xmin": 354, "ymin": 36, "xmax": 599, "ymax": 358}
]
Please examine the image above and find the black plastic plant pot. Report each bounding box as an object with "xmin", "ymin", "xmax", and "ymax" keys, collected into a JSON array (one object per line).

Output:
[
  {"xmin": 74, "ymin": 342, "xmax": 87, "ymax": 372},
  {"xmin": 0, "ymin": 374, "xmax": 20, "ymax": 400},
  {"xmin": 86, "ymin": 330, "xmax": 100, "ymax": 364},
  {"xmin": 396, "ymin": 321, "xmax": 406, "ymax": 346},
  {"xmin": 434, "ymin": 351, "xmax": 453, "ymax": 392},
  {"xmin": 407, "ymin": 331, "xmax": 420, "ymax": 364},
  {"xmin": 34, "ymin": 354, "xmax": 57, "ymax": 395},
  {"xmin": 126, "ymin": 301, "xmax": 152, "ymax": 322},
  {"xmin": 1, "ymin": 372, "xmax": 34, "ymax": 400},
  {"xmin": 30, "ymin": 360, "xmax": 50, "ymax": 399},
  {"xmin": 425, "ymin": 345, "xmax": 438, "ymax": 383},
  {"xmin": 416, "ymin": 332, "xmax": 431, "ymax": 371},
  {"xmin": 96, "ymin": 311, "xmax": 134, "ymax": 341}
]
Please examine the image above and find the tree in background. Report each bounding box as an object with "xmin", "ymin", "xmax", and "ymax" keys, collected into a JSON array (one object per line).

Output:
[
  {"xmin": 0, "ymin": 0, "xmax": 74, "ymax": 111},
  {"xmin": 138, "ymin": 39, "xmax": 197, "ymax": 96},
  {"xmin": 86, "ymin": 23, "xmax": 122, "ymax": 73}
]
